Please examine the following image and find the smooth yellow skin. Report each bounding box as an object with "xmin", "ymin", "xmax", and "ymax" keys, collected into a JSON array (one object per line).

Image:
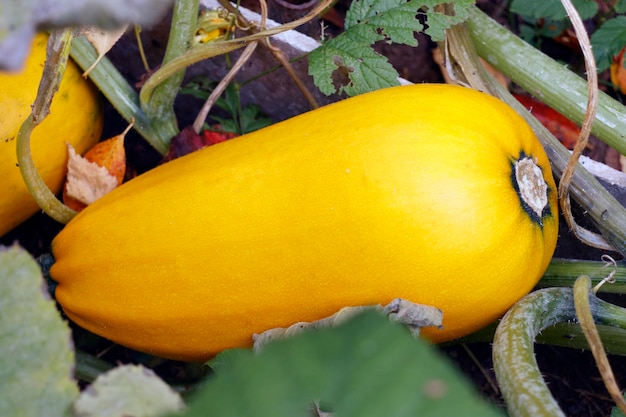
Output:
[
  {"xmin": 52, "ymin": 84, "xmax": 558, "ymax": 361},
  {"xmin": 0, "ymin": 34, "xmax": 103, "ymax": 236}
]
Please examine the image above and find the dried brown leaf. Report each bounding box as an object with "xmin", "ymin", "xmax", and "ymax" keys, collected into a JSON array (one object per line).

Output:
[
  {"xmin": 82, "ymin": 26, "xmax": 128, "ymax": 76},
  {"xmin": 64, "ymin": 144, "xmax": 118, "ymax": 206}
]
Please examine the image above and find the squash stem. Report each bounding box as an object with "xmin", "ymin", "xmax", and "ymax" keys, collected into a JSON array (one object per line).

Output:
[
  {"xmin": 540, "ymin": 258, "xmax": 626, "ymax": 293},
  {"xmin": 141, "ymin": 0, "xmax": 199, "ymax": 128},
  {"xmin": 17, "ymin": 30, "xmax": 78, "ymax": 224},
  {"xmin": 493, "ymin": 287, "xmax": 626, "ymax": 417}
]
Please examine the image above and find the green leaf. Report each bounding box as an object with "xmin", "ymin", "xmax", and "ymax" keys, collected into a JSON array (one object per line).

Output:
[
  {"xmin": 591, "ymin": 16, "xmax": 626, "ymax": 72},
  {"xmin": 175, "ymin": 311, "xmax": 503, "ymax": 417},
  {"xmin": 0, "ymin": 245, "xmax": 78, "ymax": 417},
  {"xmin": 239, "ymin": 105, "xmax": 273, "ymax": 134},
  {"xmin": 309, "ymin": 27, "xmax": 400, "ymax": 96},
  {"xmin": 509, "ymin": 0, "xmax": 598, "ymax": 21},
  {"xmin": 309, "ymin": 0, "xmax": 474, "ymax": 96},
  {"xmin": 73, "ymin": 365, "xmax": 185, "ymax": 417}
]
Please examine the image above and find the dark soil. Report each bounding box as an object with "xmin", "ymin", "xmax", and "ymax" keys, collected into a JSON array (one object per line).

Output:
[{"xmin": 4, "ymin": 1, "xmax": 626, "ymax": 416}]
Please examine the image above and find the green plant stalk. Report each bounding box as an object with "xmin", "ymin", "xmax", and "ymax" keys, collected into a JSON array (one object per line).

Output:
[
  {"xmin": 492, "ymin": 287, "xmax": 626, "ymax": 417},
  {"xmin": 448, "ymin": 10, "xmax": 626, "ymax": 254},
  {"xmin": 536, "ymin": 322, "xmax": 626, "ymax": 355},
  {"xmin": 17, "ymin": 30, "xmax": 78, "ymax": 224},
  {"xmin": 69, "ymin": 36, "xmax": 174, "ymax": 155},
  {"xmin": 540, "ymin": 258, "xmax": 626, "ymax": 293},
  {"xmin": 466, "ymin": 6, "xmax": 626, "ymax": 156},
  {"xmin": 142, "ymin": 0, "xmax": 198, "ymax": 128}
]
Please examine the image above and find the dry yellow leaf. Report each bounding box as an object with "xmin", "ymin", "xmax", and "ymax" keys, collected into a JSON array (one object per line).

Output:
[
  {"xmin": 65, "ymin": 144, "xmax": 118, "ymax": 206},
  {"xmin": 82, "ymin": 26, "xmax": 128, "ymax": 77}
]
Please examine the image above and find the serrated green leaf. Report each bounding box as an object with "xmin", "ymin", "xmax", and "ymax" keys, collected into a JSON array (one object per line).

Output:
[
  {"xmin": 309, "ymin": 0, "xmax": 473, "ymax": 96},
  {"xmin": 309, "ymin": 28, "xmax": 400, "ymax": 96},
  {"xmin": 509, "ymin": 0, "xmax": 598, "ymax": 21},
  {"xmin": 591, "ymin": 16, "xmax": 626, "ymax": 72},
  {"xmin": 73, "ymin": 365, "xmax": 185, "ymax": 417},
  {"xmin": 345, "ymin": 0, "xmax": 422, "ymax": 45},
  {"xmin": 0, "ymin": 245, "xmax": 78, "ymax": 417},
  {"xmin": 175, "ymin": 312, "xmax": 503, "ymax": 417}
]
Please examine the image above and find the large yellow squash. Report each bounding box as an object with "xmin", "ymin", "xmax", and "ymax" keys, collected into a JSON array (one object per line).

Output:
[
  {"xmin": 0, "ymin": 34, "xmax": 103, "ymax": 236},
  {"xmin": 51, "ymin": 84, "xmax": 558, "ymax": 361}
]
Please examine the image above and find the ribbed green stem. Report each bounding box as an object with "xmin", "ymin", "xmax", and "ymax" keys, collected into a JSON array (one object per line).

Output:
[
  {"xmin": 493, "ymin": 287, "xmax": 626, "ymax": 417},
  {"xmin": 537, "ymin": 322, "xmax": 626, "ymax": 355},
  {"xmin": 540, "ymin": 258, "xmax": 626, "ymax": 293},
  {"xmin": 142, "ymin": 0, "xmax": 198, "ymax": 126},
  {"xmin": 69, "ymin": 36, "xmax": 175, "ymax": 155}
]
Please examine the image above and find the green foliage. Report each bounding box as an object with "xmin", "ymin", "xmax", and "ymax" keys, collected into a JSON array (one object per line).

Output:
[
  {"xmin": 0, "ymin": 245, "xmax": 78, "ymax": 417},
  {"xmin": 175, "ymin": 312, "xmax": 503, "ymax": 417},
  {"xmin": 510, "ymin": 0, "xmax": 626, "ymax": 73},
  {"xmin": 309, "ymin": 0, "xmax": 474, "ymax": 96},
  {"xmin": 509, "ymin": 0, "xmax": 598, "ymax": 21},
  {"xmin": 180, "ymin": 79, "xmax": 272, "ymax": 134},
  {"xmin": 591, "ymin": 16, "xmax": 626, "ymax": 72}
]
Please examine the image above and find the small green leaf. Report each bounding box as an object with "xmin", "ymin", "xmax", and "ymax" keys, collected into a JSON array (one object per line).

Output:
[
  {"xmin": 0, "ymin": 245, "xmax": 78, "ymax": 417},
  {"xmin": 591, "ymin": 16, "xmax": 626, "ymax": 72},
  {"xmin": 346, "ymin": 0, "xmax": 422, "ymax": 45},
  {"xmin": 309, "ymin": 27, "xmax": 400, "ymax": 96},
  {"xmin": 73, "ymin": 365, "xmax": 185, "ymax": 417},
  {"xmin": 509, "ymin": 0, "xmax": 598, "ymax": 21},
  {"xmin": 309, "ymin": 0, "xmax": 473, "ymax": 96},
  {"xmin": 239, "ymin": 105, "xmax": 273, "ymax": 134},
  {"xmin": 175, "ymin": 311, "xmax": 503, "ymax": 417}
]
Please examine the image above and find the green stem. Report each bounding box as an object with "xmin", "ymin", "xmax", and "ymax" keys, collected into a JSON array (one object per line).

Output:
[
  {"xmin": 540, "ymin": 258, "xmax": 626, "ymax": 293},
  {"xmin": 492, "ymin": 287, "xmax": 626, "ymax": 417},
  {"xmin": 466, "ymin": 6, "xmax": 626, "ymax": 156},
  {"xmin": 17, "ymin": 30, "xmax": 78, "ymax": 224},
  {"xmin": 69, "ymin": 36, "xmax": 174, "ymax": 155},
  {"xmin": 536, "ymin": 322, "xmax": 626, "ymax": 355},
  {"xmin": 142, "ymin": 0, "xmax": 199, "ymax": 126}
]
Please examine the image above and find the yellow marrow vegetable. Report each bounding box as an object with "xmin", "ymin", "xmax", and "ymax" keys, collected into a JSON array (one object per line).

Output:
[
  {"xmin": 0, "ymin": 34, "xmax": 103, "ymax": 236},
  {"xmin": 51, "ymin": 84, "xmax": 558, "ymax": 361}
]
